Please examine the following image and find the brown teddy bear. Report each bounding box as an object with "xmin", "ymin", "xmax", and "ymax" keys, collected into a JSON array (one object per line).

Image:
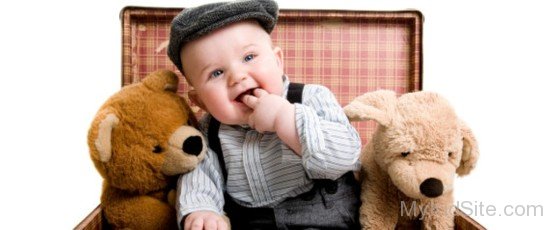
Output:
[
  {"xmin": 344, "ymin": 90, "xmax": 479, "ymax": 230},
  {"xmin": 87, "ymin": 70, "xmax": 207, "ymax": 229}
]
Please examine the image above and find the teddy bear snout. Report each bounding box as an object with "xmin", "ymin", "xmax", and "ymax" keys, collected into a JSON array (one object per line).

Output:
[
  {"xmin": 420, "ymin": 177, "xmax": 443, "ymax": 198},
  {"xmin": 183, "ymin": 135, "xmax": 203, "ymax": 156}
]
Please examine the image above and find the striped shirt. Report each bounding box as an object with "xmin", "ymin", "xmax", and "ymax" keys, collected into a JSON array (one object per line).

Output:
[{"xmin": 176, "ymin": 76, "xmax": 362, "ymax": 224}]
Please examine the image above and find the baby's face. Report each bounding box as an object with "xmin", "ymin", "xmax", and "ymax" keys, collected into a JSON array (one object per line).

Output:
[{"xmin": 181, "ymin": 20, "xmax": 284, "ymax": 125}]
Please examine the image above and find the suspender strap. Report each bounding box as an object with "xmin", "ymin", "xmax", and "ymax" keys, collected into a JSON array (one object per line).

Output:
[
  {"xmin": 208, "ymin": 117, "xmax": 227, "ymax": 181},
  {"xmin": 287, "ymin": 82, "xmax": 305, "ymax": 104},
  {"xmin": 208, "ymin": 83, "xmax": 305, "ymax": 182}
]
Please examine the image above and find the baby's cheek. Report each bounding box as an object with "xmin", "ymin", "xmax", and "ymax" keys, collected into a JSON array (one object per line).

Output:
[{"xmin": 265, "ymin": 85, "xmax": 284, "ymax": 97}]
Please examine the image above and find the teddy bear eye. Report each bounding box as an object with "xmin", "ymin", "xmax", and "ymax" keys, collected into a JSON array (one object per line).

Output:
[
  {"xmin": 448, "ymin": 152, "xmax": 453, "ymax": 157},
  {"xmin": 401, "ymin": 152, "xmax": 410, "ymax": 157},
  {"xmin": 152, "ymin": 145, "xmax": 163, "ymax": 154}
]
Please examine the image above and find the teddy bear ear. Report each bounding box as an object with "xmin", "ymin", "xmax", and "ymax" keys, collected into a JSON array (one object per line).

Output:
[
  {"xmin": 90, "ymin": 112, "xmax": 119, "ymax": 163},
  {"xmin": 343, "ymin": 90, "xmax": 397, "ymax": 126},
  {"xmin": 456, "ymin": 120, "xmax": 479, "ymax": 176},
  {"xmin": 142, "ymin": 69, "xmax": 179, "ymax": 93}
]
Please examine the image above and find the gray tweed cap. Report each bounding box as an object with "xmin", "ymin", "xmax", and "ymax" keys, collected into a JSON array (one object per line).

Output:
[{"xmin": 168, "ymin": 0, "xmax": 279, "ymax": 75}]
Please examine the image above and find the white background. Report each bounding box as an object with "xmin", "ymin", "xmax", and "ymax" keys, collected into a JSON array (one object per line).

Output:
[{"xmin": 1, "ymin": 0, "xmax": 548, "ymax": 229}]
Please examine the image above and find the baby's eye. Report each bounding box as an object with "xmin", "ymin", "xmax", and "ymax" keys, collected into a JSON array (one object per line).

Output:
[
  {"xmin": 244, "ymin": 54, "xmax": 255, "ymax": 62},
  {"xmin": 210, "ymin": 69, "xmax": 223, "ymax": 78}
]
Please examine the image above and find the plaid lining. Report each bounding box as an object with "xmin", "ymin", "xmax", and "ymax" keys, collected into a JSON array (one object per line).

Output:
[{"xmin": 121, "ymin": 7, "xmax": 422, "ymax": 146}]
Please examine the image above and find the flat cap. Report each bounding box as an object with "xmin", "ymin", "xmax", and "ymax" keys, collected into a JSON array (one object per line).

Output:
[{"xmin": 168, "ymin": 0, "xmax": 279, "ymax": 75}]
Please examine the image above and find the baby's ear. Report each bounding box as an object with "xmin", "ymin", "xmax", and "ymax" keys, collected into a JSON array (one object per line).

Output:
[
  {"xmin": 188, "ymin": 89, "xmax": 207, "ymax": 112},
  {"xmin": 273, "ymin": 46, "xmax": 284, "ymax": 69},
  {"xmin": 456, "ymin": 120, "xmax": 480, "ymax": 176},
  {"xmin": 344, "ymin": 90, "xmax": 397, "ymax": 126}
]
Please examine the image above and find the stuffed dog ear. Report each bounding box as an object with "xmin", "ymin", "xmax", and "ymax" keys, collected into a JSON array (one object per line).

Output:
[
  {"xmin": 89, "ymin": 110, "xmax": 119, "ymax": 163},
  {"xmin": 343, "ymin": 90, "xmax": 397, "ymax": 126},
  {"xmin": 456, "ymin": 120, "xmax": 479, "ymax": 176}
]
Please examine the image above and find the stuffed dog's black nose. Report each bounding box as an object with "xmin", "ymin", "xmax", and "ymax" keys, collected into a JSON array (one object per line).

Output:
[
  {"xmin": 182, "ymin": 135, "xmax": 203, "ymax": 156},
  {"xmin": 420, "ymin": 178, "xmax": 443, "ymax": 198}
]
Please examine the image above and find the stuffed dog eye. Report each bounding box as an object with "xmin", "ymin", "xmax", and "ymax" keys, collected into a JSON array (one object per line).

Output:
[
  {"xmin": 401, "ymin": 152, "xmax": 410, "ymax": 157},
  {"xmin": 152, "ymin": 145, "xmax": 163, "ymax": 154}
]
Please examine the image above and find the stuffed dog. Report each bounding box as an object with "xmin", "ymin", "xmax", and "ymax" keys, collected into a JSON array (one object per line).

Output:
[{"xmin": 344, "ymin": 90, "xmax": 479, "ymax": 229}]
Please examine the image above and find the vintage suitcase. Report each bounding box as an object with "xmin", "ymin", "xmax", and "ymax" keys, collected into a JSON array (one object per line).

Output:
[{"xmin": 75, "ymin": 7, "xmax": 484, "ymax": 230}]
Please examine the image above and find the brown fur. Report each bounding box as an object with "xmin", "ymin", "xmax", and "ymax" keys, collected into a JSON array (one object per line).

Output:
[
  {"xmin": 344, "ymin": 90, "xmax": 479, "ymax": 230},
  {"xmin": 87, "ymin": 70, "xmax": 207, "ymax": 229}
]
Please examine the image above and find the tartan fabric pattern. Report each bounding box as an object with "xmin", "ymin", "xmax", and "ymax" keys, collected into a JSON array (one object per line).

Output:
[{"xmin": 121, "ymin": 7, "xmax": 422, "ymax": 146}]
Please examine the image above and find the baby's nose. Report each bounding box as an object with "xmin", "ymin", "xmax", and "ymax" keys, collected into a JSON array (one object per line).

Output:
[{"xmin": 228, "ymin": 70, "xmax": 248, "ymax": 86}]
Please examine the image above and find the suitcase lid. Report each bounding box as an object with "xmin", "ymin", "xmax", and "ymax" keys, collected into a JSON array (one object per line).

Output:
[{"xmin": 120, "ymin": 7, "xmax": 423, "ymax": 145}]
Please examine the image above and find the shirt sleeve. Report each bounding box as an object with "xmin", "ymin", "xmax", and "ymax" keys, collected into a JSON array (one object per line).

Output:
[
  {"xmin": 176, "ymin": 116, "xmax": 225, "ymax": 228},
  {"xmin": 295, "ymin": 84, "xmax": 362, "ymax": 180}
]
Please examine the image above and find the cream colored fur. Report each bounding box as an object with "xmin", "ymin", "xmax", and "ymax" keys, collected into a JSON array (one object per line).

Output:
[{"xmin": 344, "ymin": 90, "xmax": 479, "ymax": 230}]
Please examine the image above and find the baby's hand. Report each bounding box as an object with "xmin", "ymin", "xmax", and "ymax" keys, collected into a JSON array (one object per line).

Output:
[
  {"xmin": 183, "ymin": 211, "xmax": 229, "ymax": 230},
  {"xmin": 243, "ymin": 88, "xmax": 294, "ymax": 133},
  {"xmin": 243, "ymin": 88, "xmax": 301, "ymax": 154}
]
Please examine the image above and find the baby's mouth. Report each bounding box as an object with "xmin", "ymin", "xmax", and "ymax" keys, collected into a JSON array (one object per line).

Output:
[{"xmin": 236, "ymin": 88, "xmax": 258, "ymax": 103}]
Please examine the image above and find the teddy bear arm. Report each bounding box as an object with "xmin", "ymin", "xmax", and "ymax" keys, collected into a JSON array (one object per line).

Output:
[
  {"xmin": 167, "ymin": 189, "xmax": 177, "ymax": 207},
  {"xmin": 104, "ymin": 195, "xmax": 178, "ymax": 230}
]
